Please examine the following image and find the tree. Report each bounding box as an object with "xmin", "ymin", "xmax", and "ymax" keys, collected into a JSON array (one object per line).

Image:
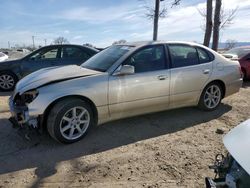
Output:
[
  {"xmin": 199, "ymin": 0, "xmax": 238, "ymax": 50},
  {"xmin": 142, "ymin": 0, "xmax": 181, "ymax": 41},
  {"xmin": 212, "ymin": 0, "xmax": 222, "ymax": 51},
  {"xmin": 225, "ymin": 39, "xmax": 237, "ymax": 50},
  {"xmin": 53, "ymin": 37, "xmax": 69, "ymax": 44},
  {"xmin": 84, "ymin": 43, "xmax": 95, "ymax": 48},
  {"xmin": 112, "ymin": 39, "xmax": 127, "ymax": 45},
  {"xmin": 203, "ymin": 0, "xmax": 213, "ymax": 47}
]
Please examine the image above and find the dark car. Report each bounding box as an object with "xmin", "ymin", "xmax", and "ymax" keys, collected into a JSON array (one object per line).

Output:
[
  {"xmin": 223, "ymin": 46, "xmax": 250, "ymax": 80},
  {"xmin": 0, "ymin": 44, "xmax": 99, "ymax": 91}
]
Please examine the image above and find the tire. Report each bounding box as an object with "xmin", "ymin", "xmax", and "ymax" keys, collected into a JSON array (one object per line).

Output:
[
  {"xmin": 0, "ymin": 71, "xmax": 18, "ymax": 91},
  {"xmin": 198, "ymin": 82, "xmax": 223, "ymax": 111},
  {"xmin": 47, "ymin": 98, "xmax": 94, "ymax": 144}
]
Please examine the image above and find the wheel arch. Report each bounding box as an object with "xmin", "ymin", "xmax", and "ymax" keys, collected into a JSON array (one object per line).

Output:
[
  {"xmin": 42, "ymin": 95, "xmax": 98, "ymax": 130},
  {"xmin": 203, "ymin": 79, "xmax": 226, "ymax": 99},
  {"xmin": 0, "ymin": 70, "xmax": 19, "ymax": 79}
]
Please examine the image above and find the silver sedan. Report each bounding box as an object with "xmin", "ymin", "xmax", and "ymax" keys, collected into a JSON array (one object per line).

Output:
[{"xmin": 9, "ymin": 41, "xmax": 243, "ymax": 143}]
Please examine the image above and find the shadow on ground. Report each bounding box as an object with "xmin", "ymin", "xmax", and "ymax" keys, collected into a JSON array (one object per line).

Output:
[
  {"xmin": 242, "ymin": 80, "xmax": 250, "ymax": 88},
  {"xmin": 0, "ymin": 103, "xmax": 232, "ymax": 187}
]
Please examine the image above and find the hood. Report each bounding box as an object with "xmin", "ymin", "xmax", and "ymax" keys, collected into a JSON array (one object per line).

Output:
[
  {"xmin": 223, "ymin": 119, "xmax": 250, "ymax": 175},
  {"xmin": 15, "ymin": 65, "xmax": 101, "ymax": 94}
]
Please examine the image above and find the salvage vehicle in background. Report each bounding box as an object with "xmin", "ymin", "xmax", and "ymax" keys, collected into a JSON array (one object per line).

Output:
[
  {"xmin": 223, "ymin": 46, "xmax": 250, "ymax": 80},
  {"xmin": 9, "ymin": 41, "xmax": 242, "ymax": 143},
  {"xmin": 0, "ymin": 44, "xmax": 99, "ymax": 91},
  {"xmin": 0, "ymin": 52, "xmax": 8, "ymax": 62},
  {"xmin": 205, "ymin": 119, "xmax": 250, "ymax": 188}
]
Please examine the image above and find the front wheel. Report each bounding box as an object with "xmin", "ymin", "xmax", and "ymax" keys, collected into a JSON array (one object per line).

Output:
[
  {"xmin": 0, "ymin": 72, "xmax": 18, "ymax": 91},
  {"xmin": 47, "ymin": 99, "xmax": 94, "ymax": 144},
  {"xmin": 198, "ymin": 83, "xmax": 223, "ymax": 111}
]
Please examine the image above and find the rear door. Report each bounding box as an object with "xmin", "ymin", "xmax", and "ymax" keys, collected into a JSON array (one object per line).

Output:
[
  {"xmin": 168, "ymin": 44, "xmax": 213, "ymax": 107},
  {"xmin": 61, "ymin": 46, "xmax": 92, "ymax": 66}
]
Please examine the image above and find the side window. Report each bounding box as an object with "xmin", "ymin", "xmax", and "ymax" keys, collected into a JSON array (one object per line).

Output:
[
  {"xmin": 168, "ymin": 45, "xmax": 199, "ymax": 68},
  {"xmin": 197, "ymin": 48, "xmax": 211, "ymax": 63},
  {"xmin": 125, "ymin": 45, "xmax": 166, "ymax": 73},
  {"xmin": 30, "ymin": 48, "xmax": 59, "ymax": 60},
  {"xmin": 62, "ymin": 47, "xmax": 90, "ymax": 61}
]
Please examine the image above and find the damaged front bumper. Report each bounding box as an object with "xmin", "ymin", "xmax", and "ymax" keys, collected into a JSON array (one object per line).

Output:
[{"xmin": 8, "ymin": 96, "xmax": 40, "ymax": 129}]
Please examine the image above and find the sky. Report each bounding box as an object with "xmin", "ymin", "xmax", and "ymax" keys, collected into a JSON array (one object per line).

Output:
[{"xmin": 0, "ymin": 0, "xmax": 250, "ymax": 48}]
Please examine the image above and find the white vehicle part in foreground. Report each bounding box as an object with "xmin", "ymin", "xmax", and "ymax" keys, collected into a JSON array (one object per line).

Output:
[{"xmin": 223, "ymin": 119, "xmax": 250, "ymax": 175}]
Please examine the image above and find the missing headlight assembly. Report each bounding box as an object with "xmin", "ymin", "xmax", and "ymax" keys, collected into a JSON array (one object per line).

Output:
[{"xmin": 9, "ymin": 90, "xmax": 40, "ymax": 129}]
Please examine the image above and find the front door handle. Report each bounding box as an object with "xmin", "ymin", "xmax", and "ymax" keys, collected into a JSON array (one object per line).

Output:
[
  {"xmin": 157, "ymin": 75, "xmax": 168, "ymax": 80},
  {"xmin": 203, "ymin": 69, "xmax": 210, "ymax": 74}
]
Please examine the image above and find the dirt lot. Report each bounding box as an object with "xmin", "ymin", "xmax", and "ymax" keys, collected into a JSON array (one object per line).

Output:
[{"xmin": 0, "ymin": 82, "xmax": 249, "ymax": 188}]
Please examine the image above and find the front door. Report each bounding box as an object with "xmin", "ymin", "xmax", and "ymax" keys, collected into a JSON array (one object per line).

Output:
[
  {"xmin": 20, "ymin": 46, "xmax": 61, "ymax": 77},
  {"xmin": 108, "ymin": 45, "xmax": 170, "ymax": 119},
  {"xmin": 61, "ymin": 46, "xmax": 91, "ymax": 66}
]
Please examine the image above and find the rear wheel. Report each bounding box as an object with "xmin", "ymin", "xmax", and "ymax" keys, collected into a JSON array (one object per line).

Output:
[
  {"xmin": 47, "ymin": 98, "xmax": 94, "ymax": 144},
  {"xmin": 198, "ymin": 83, "xmax": 223, "ymax": 111},
  {"xmin": 0, "ymin": 72, "xmax": 18, "ymax": 91}
]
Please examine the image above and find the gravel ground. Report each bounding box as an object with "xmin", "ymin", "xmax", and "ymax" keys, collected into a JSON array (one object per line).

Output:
[{"xmin": 0, "ymin": 82, "xmax": 249, "ymax": 188}]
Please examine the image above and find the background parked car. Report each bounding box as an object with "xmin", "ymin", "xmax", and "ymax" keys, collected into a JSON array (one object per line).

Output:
[
  {"xmin": 223, "ymin": 46, "xmax": 250, "ymax": 80},
  {"xmin": 0, "ymin": 44, "xmax": 99, "ymax": 91},
  {"xmin": 16, "ymin": 48, "xmax": 31, "ymax": 54},
  {"xmin": 0, "ymin": 52, "xmax": 9, "ymax": 62}
]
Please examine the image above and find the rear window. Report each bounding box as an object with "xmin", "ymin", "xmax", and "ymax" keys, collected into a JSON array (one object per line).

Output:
[
  {"xmin": 197, "ymin": 47, "xmax": 214, "ymax": 63},
  {"xmin": 168, "ymin": 44, "xmax": 199, "ymax": 68}
]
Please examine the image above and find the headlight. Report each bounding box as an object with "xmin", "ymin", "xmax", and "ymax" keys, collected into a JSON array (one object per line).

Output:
[
  {"xmin": 14, "ymin": 90, "xmax": 39, "ymax": 105},
  {"xmin": 23, "ymin": 90, "xmax": 39, "ymax": 104}
]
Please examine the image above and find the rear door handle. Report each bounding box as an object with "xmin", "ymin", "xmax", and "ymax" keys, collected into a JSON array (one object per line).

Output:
[
  {"xmin": 157, "ymin": 75, "xmax": 168, "ymax": 80},
  {"xmin": 203, "ymin": 69, "xmax": 210, "ymax": 74}
]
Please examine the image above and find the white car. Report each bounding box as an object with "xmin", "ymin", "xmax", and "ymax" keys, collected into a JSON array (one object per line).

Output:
[{"xmin": 0, "ymin": 52, "xmax": 8, "ymax": 62}]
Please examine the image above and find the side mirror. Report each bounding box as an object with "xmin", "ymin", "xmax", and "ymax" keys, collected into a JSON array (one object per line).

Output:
[{"xmin": 114, "ymin": 65, "xmax": 135, "ymax": 76}]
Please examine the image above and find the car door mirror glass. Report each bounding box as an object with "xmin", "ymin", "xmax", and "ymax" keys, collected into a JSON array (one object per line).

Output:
[{"xmin": 114, "ymin": 65, "xmax": 135, "ymax": 76}]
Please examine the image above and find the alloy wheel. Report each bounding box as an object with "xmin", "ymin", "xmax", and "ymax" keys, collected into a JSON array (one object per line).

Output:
[
  {"xmin": 0, "ymin": 74, "xmax": 15, "ymax": 90},
  {"xmin": 59, "ymin": 106, "xmax": 90, "ymax": 140},
  {"xmin": 204, "ymin": 85, "xmax": 221, "ymax": 109}
]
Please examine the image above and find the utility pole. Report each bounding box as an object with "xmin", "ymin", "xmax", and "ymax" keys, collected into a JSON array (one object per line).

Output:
[
  {"xmin": 8, "ymin": 41, "xmax": 10, "ymax": 49},
  {"xmin": 153, "ymin": 0, "xmax": 160, "ymax": 41},
  {"xmin": 32, "ymin": 36, "xmax": 35, "ymax": 49},
  {"xmin": 44, "ymin": 39, "xmax": 47, "ymax": 46}
]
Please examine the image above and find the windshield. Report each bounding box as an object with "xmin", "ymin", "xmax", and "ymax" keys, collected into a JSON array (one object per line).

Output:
[
  {"xmin": 225, "ymin": 48, "xmax": 250, "ymax": 58},
  {"xmin": 81, "ymin": 45, "xmax": 132, "ymax": 72}
]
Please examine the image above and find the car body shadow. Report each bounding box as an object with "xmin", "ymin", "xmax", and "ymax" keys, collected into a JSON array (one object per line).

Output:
[
  {"xmin": 0, "ymin": 92, "xmax": 12, "ymax": 96},
  {"xmin": 0, "ymin": 104, "xmax": 232, "ymax": 187}
]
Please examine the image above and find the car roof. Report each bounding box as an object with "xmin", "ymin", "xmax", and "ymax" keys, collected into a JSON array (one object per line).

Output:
[
  {"xmin": 42, "ymin": 44, "xmax": 99, "ymax": 52},
  {"xmin": 119, "ymin": 41, "xmax": 203, "ymax": 48}
]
